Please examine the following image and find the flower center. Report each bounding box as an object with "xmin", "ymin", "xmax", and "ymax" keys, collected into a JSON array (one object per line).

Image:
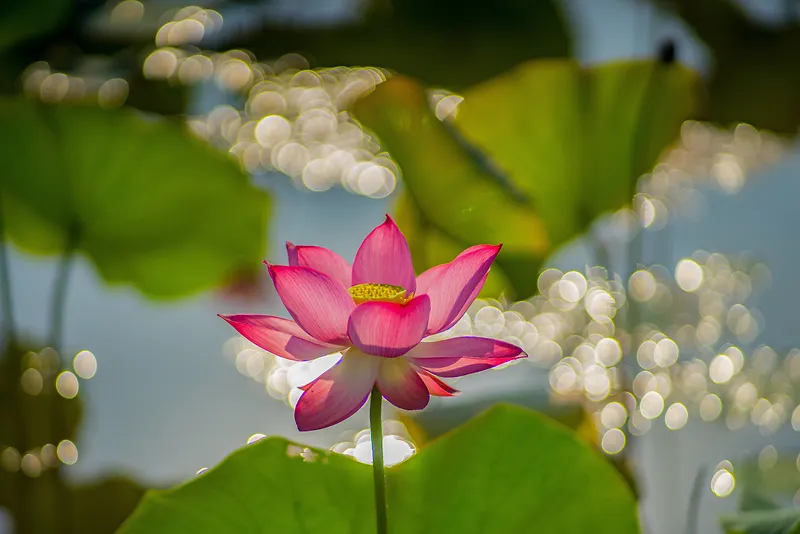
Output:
[{"xmin": 348, "ymin": 283, "xmax": 411, "ymax": 305}]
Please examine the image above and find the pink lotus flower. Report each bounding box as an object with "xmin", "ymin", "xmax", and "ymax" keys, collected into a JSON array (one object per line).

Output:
[{"xmin": 220, "ymin": 215, "xmax": 526, "ymax": 431}]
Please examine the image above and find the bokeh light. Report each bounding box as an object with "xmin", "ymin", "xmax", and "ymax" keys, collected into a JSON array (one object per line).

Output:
[
  {"xmin": 331, "ymin": 421, "xmax": 416, "ymax": 467},
  {"xmin": 57, "ymin": 440, "xmax": 78, "ymax": 466},
  {"xmin": 55, "ymin": 371, "xmax": 79, "ymax": 399},
  {"xmin": 73, "ymin": 350, "xmax": 98, "ymax": 379},
  {"xmin": 710, "ymin": 467, "xmax": 735, "ymax": 498}
]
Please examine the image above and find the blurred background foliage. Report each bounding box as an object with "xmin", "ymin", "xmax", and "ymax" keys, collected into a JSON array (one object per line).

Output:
[
  {"xmin": 4, "ymin": 0, "xmax": 800, "ymax": 132},
  {"xmin": 0, "ymin": 0, "xmax": 798, "ymax": 533},
  {"xmin": 662, "ymin": 0, "xmax": 800, "ymax": 134},
  {"xmin": 0, "ymin": 99, "xmax": 269, "ymax": 298},
  {"xmin": 0, "ymin": 342, "xmax": 146, "ymax": 534},
  {"xmin": 355, "ymin": 61, "xmax": 697, "ymax": 297}
]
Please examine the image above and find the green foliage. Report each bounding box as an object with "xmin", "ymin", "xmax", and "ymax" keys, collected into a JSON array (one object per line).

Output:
[
  {"xmin": 457, "ymin": 60, "xmax": 697, "ymax": 248},
  {"xmin": 72, "ymin": 477, "xmax": 149, "ymax": 534},
  {"xmin": 735, "ymin": 454, "xmax": 800, "ymax": 505},
  {"xmin": 0, "ymin": 342, "xmax": 147, "ymax": 534},
  {"xmin": 0, "ymin": 0, "xmax": 71, "ymax": 54},
  {"xmin": 124, "ymin": 73, "xmax": 190, "ymax": 117},
  {"xmin": 386, "ymin": 405, "xmax": 639, "ymax": 534},
  {"xmin": 0, "ymin": 99, "xmax": 270, "ymax": 298},
  {"xmin": 354, "ymin": 61, "xmax": 697, "ymax": 298},
  {"xmin": 0, "ymin": 346, "xmax": 81, "ymax": 451},
  {"xmin": 722, "ymin": 509, "xmax": 800, "ymax": 534},
  {"xmin": 666, "ymin": 0, "xmax": 800, "ymax": 134},
  {"xmin": 355, "ymin": 76, "xmax": 547, "ymax": 298},
  {"xmin": 718, "ymin": 453, "xmax": 800, "ymax": 534},
  {"xmin": 122, "ymin": 440, "xmax": 373, "ymax": 534},
  {"xmin": 228, "ymin": 0, "xmax": 569, "ymax": 91},
  {"xmin": 119, "ymin": 405, "xmax": 639, "ymax": 534}
]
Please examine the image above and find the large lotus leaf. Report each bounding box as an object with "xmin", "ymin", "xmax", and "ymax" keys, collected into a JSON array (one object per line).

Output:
[
  {"xmin": 119, "ymin": 405, "xmax": 638, "ymax": 534},
  {"xmin": 402, "ymin": 392, "xmax": 642, "ymax": 498},
  {"xmin": 0, "ymin": 99, "xmax": 270, "ymax": 298},
  {"xmin": 354, "ymin": 61, "xmax": 696, "ymax": 298},
  {"xmin": 403, "ymin": 390, "xmax": 584, "ymax": 444}
]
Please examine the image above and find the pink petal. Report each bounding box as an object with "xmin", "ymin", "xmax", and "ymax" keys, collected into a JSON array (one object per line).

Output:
[
  {"xmin": 415, "ymin": 263, "xmax": 448, "ymax": 296},
  {"xmin": 420, "ymin": 245, "xmax": 501, "ymax": 335},
  {"xmin": 286, "ymin": 242, "xmax": 352, "ymax": 288},
  {"xmin": 417, "ymin": 369, "xmax": 459, "ymax": 397},
  {"xmin": 407, "ymin": 336, "xmax": 525, "ymax": 377},
  {"xmin": 444, "ymin": 271, "xmax": 488, "ymax": 329},
  {"xmin": 347, "ymin": 295, "xmax": 430, "ymax": 357},
  {"xmin": 418, "ymin": 265, "xmax": 488, "ymax": 335},
  {"xmin": 219, "ymin": 314, "xmax": 340, "ymax": 361},
  {"xmin": 294, "ymin": 350, "xmax": 379, "ymax": 431},
  {"xmin": 267, "ymin": 264, "xmax": 355, "ymax": 345},
  {"xmin": 352, "ymin": 215, "xmax": 416, "ymax": 293},
  {"xmin": 376, "ymin": 358, "xmax": 430, "ymax": 410}
]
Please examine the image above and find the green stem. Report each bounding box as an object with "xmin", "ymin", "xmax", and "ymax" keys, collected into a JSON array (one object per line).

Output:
[
  {"xmin": 49, "ymin": 230, "xmax": 78, "ymax": 349},
  {"xmin": 0, "ymin": 195, "xmax": 30, "ymax": 532},
  {"xmin": 49, "ymin": 228, "xmax": 79, "ymax": 534},
  {"xmin": 684, "ymin": 465, "xmax": 706, "ymax": 534},
  {"xmin": 0, "ymin": 192, "xmax": 16, "ymax": 345},
  {"xmin": 369, "ymin": 386, "xmax": 388, "ymax": 534}
]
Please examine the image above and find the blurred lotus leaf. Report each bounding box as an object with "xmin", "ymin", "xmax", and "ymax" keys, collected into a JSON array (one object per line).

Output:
[
  {"xmin": 229, "ymin": 0, "xmax": 569, "ymax": 90},
  {"xmin": 0, "ymin": 341, "xmax": 147, "ymax": 534},
  {"xmin": 0, "ymin": 0, "xmax": 70, "ymax": 54},
  {"xmin": 119, "ymin": 405, "xmax": 638, "ymax": 534},
  {"xmin": 0, "ymin": 99, "xmax": 270, "ymax": 298},
  {"xmin": 736, "ymin": 454, "xmax": 800, "ymax": 504},
  {"xmin": 366, "ymin": 78, "xmax": 549, "ymax": 299},
  {"xmin": 718, "ymin": 452, "xmax": 800, "ymax": 534},
  {"xmin": 124, "ymin": 72, "xmax": 190, "ymax": 117},
  {"xmin": 722, "ymin": 509, "xmax": 800, "ymax": 534},
  {"xmin": 354, "ymin": 61, "xmax": 697, "ymax": 298},
  {"xmin": 666, "ymin": 0, "xmax": 800, "ymax": 134},
  {"xmin": 72, "ymin": 476, "xmax": 148, "ymax": 534}
]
